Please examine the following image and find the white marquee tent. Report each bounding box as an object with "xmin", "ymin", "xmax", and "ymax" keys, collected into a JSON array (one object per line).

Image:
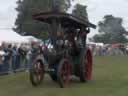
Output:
[
  {"xmin": 0, "ymin": 30, "xmax": 29, "ymax": 44},
  {"xmin": 23, "ymin": 36, "xmax": 41, "ymax": 42}
]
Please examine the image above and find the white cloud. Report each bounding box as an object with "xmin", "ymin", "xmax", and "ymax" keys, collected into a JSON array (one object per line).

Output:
[
  {"xmin": 0, "ymin": 0, "xmax": 17, "ymax": 28},
  {"xmin": 0, "ymin": 0, "xmax": 128, "ymax": 37}
]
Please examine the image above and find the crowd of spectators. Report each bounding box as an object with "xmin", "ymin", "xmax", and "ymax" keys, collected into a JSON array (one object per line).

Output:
[
  {"xmin": 0, "ymin": 41, "xmax": 128, "ymax": 75},
  {"xmin": 0, "ymin": 42, "xmax": 36, "ymax": 74},
  {"xmin": 88, "ymin": 43, "xmax": 128, "ymax": 56}
]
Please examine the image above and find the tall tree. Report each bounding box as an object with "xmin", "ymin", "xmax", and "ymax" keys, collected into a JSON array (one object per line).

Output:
[
  {"xmin": 72, "ymin": 3, "xmax": 88, "ymax": 20},
  {"xmin": 14, "ymin": 0, "xmax": 72, "ymax": 39},
  {"xmin": 52, "ymin": 0, "xmax": 72, "ymax": 12},
  {"xmin": 91, "ymin": 15, "xmax": 128, "ymax": 44}
]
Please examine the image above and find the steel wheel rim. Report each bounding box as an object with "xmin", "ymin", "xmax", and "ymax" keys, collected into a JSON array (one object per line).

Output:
[
  {"xmin": 83, "ymin": 50, "xmax": 93, "ymax": 80},
  {"xmin": 60, "ymin": 60, "xmax": 70, "ymax": 86}
]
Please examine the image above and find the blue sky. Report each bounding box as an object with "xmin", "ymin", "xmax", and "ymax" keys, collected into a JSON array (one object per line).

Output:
[{"xmin": 0, "ymin": 0, "xmax": 128, "ymax": 37}]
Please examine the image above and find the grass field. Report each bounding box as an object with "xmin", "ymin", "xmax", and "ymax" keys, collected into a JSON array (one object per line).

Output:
[{"xmin": 0, "ymin": 56, "xmax": 128, "ymax": 96}]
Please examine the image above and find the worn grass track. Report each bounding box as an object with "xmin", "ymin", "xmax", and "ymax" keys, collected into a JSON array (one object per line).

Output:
[{"xmin": 0, "ymin": 56, "xmax": 128, "ymax": 96}]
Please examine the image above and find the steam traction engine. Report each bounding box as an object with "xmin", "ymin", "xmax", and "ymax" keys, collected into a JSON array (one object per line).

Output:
[{"xmin": 29, "ymin": 11, "xmax": 96, "ymax": 88}]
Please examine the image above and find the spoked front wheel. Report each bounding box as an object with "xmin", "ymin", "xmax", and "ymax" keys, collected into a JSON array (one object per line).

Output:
[
  {"xmin": 29, "ymin": 60, "xmax": 45, "ymax": 86},
  {"xmin": 57, "ymin": 59, "xmax": 71, "ymax": 88}
]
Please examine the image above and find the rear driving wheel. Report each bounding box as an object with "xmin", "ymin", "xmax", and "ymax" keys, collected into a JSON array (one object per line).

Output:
[{"xmin": 80, "ymin": 49, "xmax": 93, "ymax": 82}]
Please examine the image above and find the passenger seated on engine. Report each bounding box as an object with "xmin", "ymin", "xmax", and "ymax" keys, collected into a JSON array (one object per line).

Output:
[{"xmin": 64, "ymin": 28, "xmax": 80, "ymax": 56}]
